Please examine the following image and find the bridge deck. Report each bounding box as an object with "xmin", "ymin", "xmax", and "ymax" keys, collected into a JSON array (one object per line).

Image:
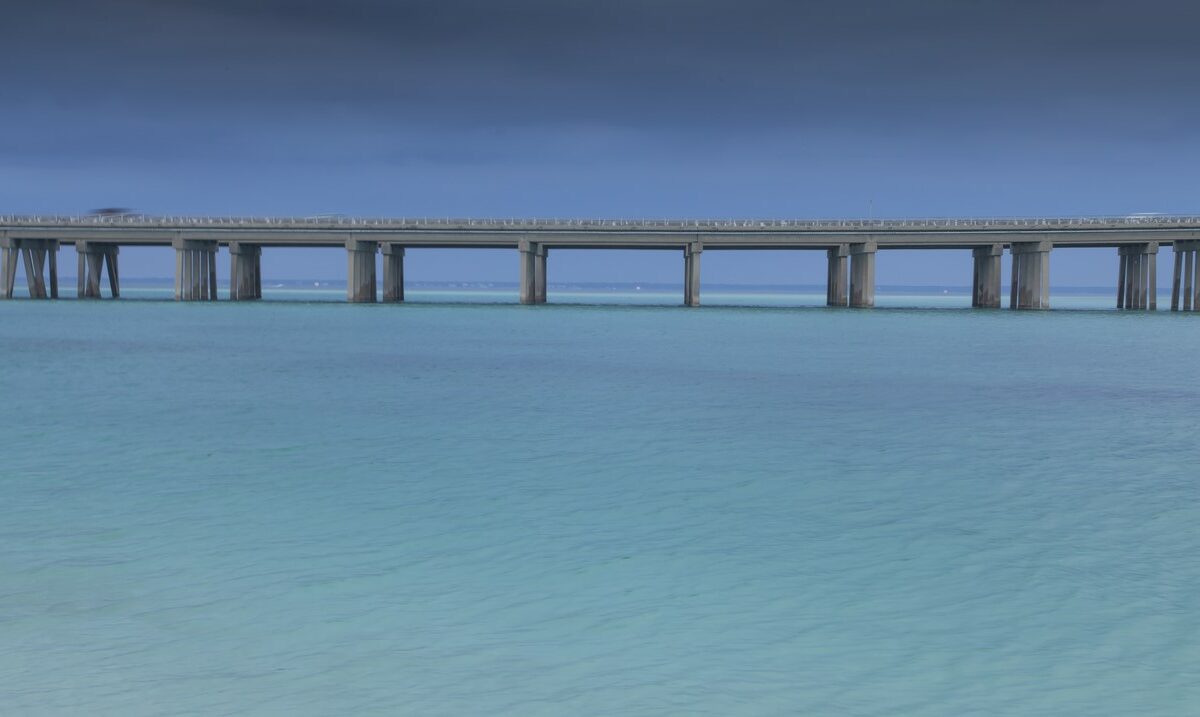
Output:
[{"xmin": 2, "ymin": 215, "xmax": 1199, "ymax": 249}]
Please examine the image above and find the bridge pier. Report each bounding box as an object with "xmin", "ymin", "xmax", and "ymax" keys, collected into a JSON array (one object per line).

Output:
[
  {"xmin": 76, "ymin": 241, "xmax": 119, "ymax": 298},
  {"xmin": 826, "ymin": 245, "xmax": 849, "ymax": 306},
  {"xmin": 229, "ymin": 242, "xmax": 262, "ymax": 300},
  {"xmin": 0, "ymin": 237, "xmax": 13, "ymax": 299},
  {"xmin": 1, "ymin": 238, "xmax": 59, "ymax": 299},
  {"xmin": 382, "ymin": 244, "xmax": 405, "ymax": 303},
  {"xmin": 1149, "ymin": 245, "xmax": 1158, "ymax": 310},
  {"xmin": 1009, "ymin": 241, "xmax": 1050, "ymax": 310},
  {"xmin": 1117, "ymin": 243, "xmax": 1158, "ymax": 310},
  {"xmin": 971, "ymin": 244, "xmax": 1003, "ymax": 308},
  {"xmin": 1171, "ymin": 240, "xmax": 1200, "ymax": 311},
  {"xmin": 173, "ymin": 239, "xmax": 217, "ymax": 301},
  {"xmin": 684, "ymin": 241, "xmax": 701, "ymax": 307},
  {"xmin": 534, "ymin": 245, "xmax": 547, "ymax": 304},
  {"xmin": 518, "ymin": 239, "xmax": 536, "ymax": 304},
  {"xmin": 849, "ymin": 241, "xmax": 876, "ymax": 308},
  {"xmin": 346, "ymin": 239, "xmax": 377, "ymax": 302},
  {"xmin": 518, "ymin": 240, "xmax": 548, "ymax": 305}
]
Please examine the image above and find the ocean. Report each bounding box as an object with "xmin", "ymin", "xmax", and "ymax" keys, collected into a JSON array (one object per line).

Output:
[{"xmin": 2, "ymin": 288, "xmax": 1197, "ymax": 715}]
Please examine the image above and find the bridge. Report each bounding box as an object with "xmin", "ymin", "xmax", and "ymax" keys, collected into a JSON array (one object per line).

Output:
[{"xmin": 3, "ymin": 215, "xmax": 1200, "ymax": 311}]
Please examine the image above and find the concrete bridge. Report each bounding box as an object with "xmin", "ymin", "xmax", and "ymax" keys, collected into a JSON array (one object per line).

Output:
[{"xmin": 3, "ymin": 215, "xmax": 1200, "ymax": 311}]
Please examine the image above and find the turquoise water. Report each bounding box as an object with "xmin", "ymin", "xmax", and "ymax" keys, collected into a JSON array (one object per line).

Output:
[{"xmin": 2, "ymin": 295, "xmax": 1198, "ymax": 715}]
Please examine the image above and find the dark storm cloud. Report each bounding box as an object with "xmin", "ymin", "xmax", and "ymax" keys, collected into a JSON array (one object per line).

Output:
[
  {"xmin": 5, "ymin": 1, "xmax": 1200, "ymax": 255},
  {"xmin": 7, "ymin": 0, "xmax": 1200, "ymax": 135}
]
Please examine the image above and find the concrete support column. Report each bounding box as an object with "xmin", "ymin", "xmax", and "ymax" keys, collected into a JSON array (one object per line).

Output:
[
  {"xmin": 1, "ymin": 236, "xmax": 19, "ymax": 299},
  {"xmin": 229, "ymin": 242, "xmax": 262, "ymax": 300},
  {"xmin": 534, "ymin": 244, "xmax": 548, "ymax": 304},
  {"xmin": 1127, "ymin": 247, "xmax": 1142, "ymax": 309},
  {"xmin": 200, "ymin": 248, "xmax": 211, "ymax": 301},
  {"xmin": 1117, "ymin": 247, "xmax": 1129, "ymax": 309},
  {"xmin": 517, "ymin": 240, "xmax": 548, "ymax": 305},
  {"xmin": 849, "ymin": 241, "xmax": 877, "ymax": 308},
  {"xmin": 1, "ymin": 238, "xmax": 59, "ymax": 299},
  {"xmin": 1170, "ymin": 248, "xmax": 1182, "ymax": 310},
  {"xmin": 206, "ymin": 241, "xmax": 218, "ymax": 300},
  {"xmin": 1142, "ymin": 243, "xmax": 1152, "ymax": 309},
  {"xmin": 205, "ymin": 242, "xmax": 217, "ymax": 300},
  {"xmin": 684, "ymin": 241, "xmax": 702, "ymax": 307},
  {"xmin": 346, "ymin": 238, "xmax": 378, "ymax": 303},
  {"xmin": 518, "ymin": 238, "xmax": 537, "ymax": 305},
  {"xmin": 45, "ymin": 240, "xmax": 59, "ymax": 299},
  {"xmin": 971, "ymin": 244, "xmax": 1003, "ymax": 308},
  {"xmin": 1189, "ymin": 250, "xmax": 1197, "ymax": 312},
  {"xmin": 1009, "ymin": 240, "xmax": 1051, "ymax": 310},
  {"xmin": 1125, "ymin": 247, "xmax": 1138, "ymax": 309},
  {"xmin": 173, "ymin": 238, "xmax": 218, "ymax": 301},
  {"xmin": 826, "ymin": 244, "xmax": 849, "ymax": 307},
  {"xmin": 382, "ymin": 244, "xmax": 405, "ymax": 303},
  {"xmin": 1133, "ymin": 251, "xmax": 1145, "ymax": 309},
  {"xmin": 76, "ymin": 241, "xmax": 119, "ymax": 299},
  {"xmin": 1171, "ymin": 240, "xmax": 1200, "ymax": 312},
  {"xmin": 1119, "ymin": 243, "xmax": 1160, "ymax": 310},
  {"xmin": 1185, "ymin": 244, "xmax": 1195, "ymax": 311}
]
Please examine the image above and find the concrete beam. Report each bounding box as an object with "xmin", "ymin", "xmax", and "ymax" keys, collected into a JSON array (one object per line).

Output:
[{"xmin": 9, "ymin": 214, "xmax": 1200, "ymax": 251}]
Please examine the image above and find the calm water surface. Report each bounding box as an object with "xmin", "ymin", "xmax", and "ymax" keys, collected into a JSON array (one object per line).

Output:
[{"xmin": 2, "ymin": 293, "xmax": 1198, "ymax": 715}]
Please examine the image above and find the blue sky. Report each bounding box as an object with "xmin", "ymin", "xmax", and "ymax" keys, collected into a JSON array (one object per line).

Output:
[{"xmin": 3, "ymin": 0, "xmax": 1198, "ymax": 284}]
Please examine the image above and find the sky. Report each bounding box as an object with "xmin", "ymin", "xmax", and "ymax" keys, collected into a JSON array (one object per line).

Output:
[{"xmin": 3, "ymin": 0, "xmax": 1199, "ymax": 284}]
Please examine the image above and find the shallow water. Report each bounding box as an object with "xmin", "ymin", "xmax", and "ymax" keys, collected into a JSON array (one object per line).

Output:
[{"xmin": 2, "ymin": 294, "xmax": 1198, "ymax": 715}]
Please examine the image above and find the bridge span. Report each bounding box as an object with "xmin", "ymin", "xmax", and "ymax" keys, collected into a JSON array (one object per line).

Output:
[{"xmin": 3, "ymin": 215, "xmax": 1200, "ymax": 310}]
